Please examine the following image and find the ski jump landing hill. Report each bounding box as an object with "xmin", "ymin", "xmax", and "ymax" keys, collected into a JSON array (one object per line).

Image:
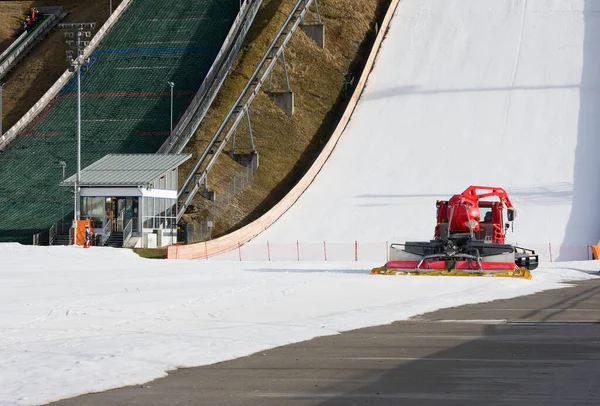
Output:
[
  {"xmin": 0, "ymin": 0, "xmax": 245, "ymax": 243},
  {"xmin": 169, "ymin": 0, "xmax": 600, "ymax": 261}
]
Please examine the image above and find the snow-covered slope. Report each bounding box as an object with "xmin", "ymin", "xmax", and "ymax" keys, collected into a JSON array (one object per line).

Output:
[{"xmin": 257, "ymin": 0, "xmax": 600, "ymax": 250}]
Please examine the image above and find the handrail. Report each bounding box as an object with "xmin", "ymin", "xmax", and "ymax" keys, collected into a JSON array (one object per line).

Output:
[
  {"xmin": 49, "ymin": 223, "xmax": 57, "ymax": 245},
  {"xmin": 0, "ymin": 31, "xmax": 28, "ymax": 65},
  {"xmin": 123, "ymin": 218, "xmax": 133, "ymax": 247},
  {"xmin": 177, "ymin": 0, "xmax": 315, "ymax": 219},
  {"xmin": 101, "ymin": 218, "xmax": 113, "ymax": 246},
  {"xmin": 158, "ymin": 0, "xmax": 262, "ymax": 153},
  {"xmin": 116, "ymin": 209, "xmax": 125, "ymax": 232},
  {"xmin": 0, "ymin": 0, "xmax": 133, "ymax": 151}
]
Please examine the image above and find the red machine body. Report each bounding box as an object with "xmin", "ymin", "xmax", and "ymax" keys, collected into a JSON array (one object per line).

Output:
[
  {"xmin": 372, "ymin": 186, "xmax": 537, "ymax": 279},
  {"xmin": 434, "ymin": 186, "xmax": 514, "ymax": 244}
]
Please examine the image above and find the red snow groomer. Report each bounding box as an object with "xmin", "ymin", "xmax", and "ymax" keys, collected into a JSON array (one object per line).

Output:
[{"xmin": 371, "ymin": 186, "xmax": 538, "ymax": 279}]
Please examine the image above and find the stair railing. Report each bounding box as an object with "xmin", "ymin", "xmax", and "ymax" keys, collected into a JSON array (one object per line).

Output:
[
  {"xmin": 49, "ymin": 222, "xmax": 57, "ymax": 245},
  {"xmin": 115, "ymin": 209, "xmax": 125, "ymax": 232},
  {"xmin": 123, "ymin": 218, "xmax": 133, "ymax": 247},
  {"xmin": 101, "ymin": 218, "xmax": 113, "ymax": 246}
]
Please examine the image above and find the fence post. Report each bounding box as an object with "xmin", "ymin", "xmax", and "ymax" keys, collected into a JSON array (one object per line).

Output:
[
  {"xmin": 323, "ymin": 241, "xmax": 327, "ymax": 261},
  {"xmin": 238, "ymin": 242, "xmax": 242, "ymax": 261},
  {"xmin": 548, "ymin": 242, "xmax": 553, "ymax": 263},
  {"xmin": 267, "ymin": 241, "xmax": 271, "ymax": 261},
  {"xmin": 355, "ymin": 241, "xmax": 358, "ymax": 261},
  {"xmin": 297, "ymin": 240, "xmax": 300, "ymax": 261},
  {"xmin": 588, "ymin": 245, "xmax": 590, "ymax": 261}
]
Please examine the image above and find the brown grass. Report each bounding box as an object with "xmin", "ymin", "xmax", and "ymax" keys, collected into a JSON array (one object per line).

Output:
[
  {"xmin": 0, "ymin": 0, "xmax": 121, "ymax": 132},
  {"xmin": 133, "ymin": 247, "xmax": 167, "ymax": 259},
  {"xmin": 179, "ymin": 0, "xmax": 390, "ymax": 238},
  {"xmin": 0, "ymin": 0, "xmax": 391, "ymax": 244}
]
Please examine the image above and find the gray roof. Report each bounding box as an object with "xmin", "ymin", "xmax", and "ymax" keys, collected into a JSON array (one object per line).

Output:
[{"xmin": 61, "ymin": 154, "xmax": 191, "ymax": 187}]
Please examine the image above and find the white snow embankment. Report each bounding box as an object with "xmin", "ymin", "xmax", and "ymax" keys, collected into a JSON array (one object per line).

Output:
[
  {"xmin": 257, "ymin": 0, "xmax": 600, "ymax": 248},
  {"xmin": 0, "ymin": 244, "xmax": 597, "ymax": 405}
]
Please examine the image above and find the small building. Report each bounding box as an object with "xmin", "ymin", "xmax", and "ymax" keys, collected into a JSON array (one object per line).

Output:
[{"xmin": 61, "ymin": 153, "xmax": 191, "ymax": 248}]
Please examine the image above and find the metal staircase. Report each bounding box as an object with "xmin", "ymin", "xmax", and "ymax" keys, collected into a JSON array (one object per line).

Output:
[
  {"xmin": 177, "ymin": 0, "xmax": 323, "ymax": 220},
  {"xmin": 104, "ymin": 231, "xmax": 123, "ymax": 248}
]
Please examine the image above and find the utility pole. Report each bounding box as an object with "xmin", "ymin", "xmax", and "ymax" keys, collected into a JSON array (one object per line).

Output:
[
  {"xmin": 59, "ymin": 22, "xmax": 96, "ymax": 244},
  {"xmin": 168, "ymin": 81, "xmax": 174, "ymax": 149}
]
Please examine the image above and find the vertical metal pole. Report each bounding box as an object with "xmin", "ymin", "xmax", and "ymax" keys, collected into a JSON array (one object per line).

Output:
[
  {"xmin": 60, "ymin": 162, "xmax": 66, "ymax": 221},
  {"xmin": 313, "ymin": 0, "xmax": 322, "ymax": 24},
  {"xmin": 231, "ymin": 128, "xmax": 237, "ymax": 154},
  {"xmin": 246, "ymin": 109, "xmax": 255, "ymax": 152},
  {"xmin": 268, "ymin": 64, "xmax": 274, "ymax": 91},
  {"xmin": 168, "ymin": 81, "xmax": 174, "ymax": 148},
  {"xmin": 110, "ymin": 0, "xmax": 113, "ymax": 15},
  {"xmin": 281, "ymin": 51, "xmax": 291, "ymax": 91},
  {"xmin": 73, "ymin": 179, "xmax": 77, "ymax": 245},
  {"xmin": 76, "ymin": 32, "xmax": 82, "ymax": 223}
]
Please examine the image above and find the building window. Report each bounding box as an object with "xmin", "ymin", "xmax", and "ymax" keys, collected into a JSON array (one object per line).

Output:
[
  {"xmin": 141, "ymin": 197, "xmax": 176, "ymax": 230},
  {"xmin": 81, "ymin": 197, "xmax": 104, "ymax": 227}
]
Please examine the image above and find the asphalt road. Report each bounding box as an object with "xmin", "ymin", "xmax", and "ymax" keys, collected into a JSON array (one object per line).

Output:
[{"xmin": 50, "ymin": 277, "xmax": 600, "ymax": 406}]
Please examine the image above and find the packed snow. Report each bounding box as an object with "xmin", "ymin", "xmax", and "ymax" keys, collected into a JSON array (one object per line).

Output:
[
  {"xmin": 257, "ymin": 0, "xmax": 600, "ymax": 251},
  {"xmin": 3, "ymin": 0, "xmax": 600, "ymax": 404},
  {"xmin": 0, "ymin": 244, "xmax": 597, "ymax": 405}
]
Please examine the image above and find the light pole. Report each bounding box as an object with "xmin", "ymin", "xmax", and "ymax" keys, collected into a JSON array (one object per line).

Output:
[
  {"xmin": 168, "ymin": 81, "xmax": 174, "ymax": 148},
  {"xmin": 59, "ymin": 161, "xmax": 66, "ymax": 221},
  {"xmin": 59, "ymin": 161, "xmax": 66, "ymax": 181},
  {"xmin": 59, "ymin": 22, "xmax": 96, "ymax": 244}
]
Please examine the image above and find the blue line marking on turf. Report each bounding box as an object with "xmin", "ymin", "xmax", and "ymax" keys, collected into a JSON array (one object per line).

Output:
[{"xmin": 96, "ymin": 46, "xmax": 219, "ymax": 54}]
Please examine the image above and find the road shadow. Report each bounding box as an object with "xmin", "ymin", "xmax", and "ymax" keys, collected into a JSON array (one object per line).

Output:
[
  {"xmin": 312, "ymin": 281, "xmax": 600, "ymax": 406},
  {"xmin": 313, "ymin": 322, "xmax": 600, "ymax": 406}
]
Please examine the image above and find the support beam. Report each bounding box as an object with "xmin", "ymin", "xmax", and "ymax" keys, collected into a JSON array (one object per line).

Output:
[
  {"xmin": 266, "ymin": 91, "xmax": 294, "ymax": 116},
  {"xmin": 200, "ymin": 188, "xmax": 215, "ymax": 202},
  {"xmin": 300, "ymin": 23, "xmax": 325, "ymax": 48},
  {"xmin": 230, "ymin": 151, "xmax": 259, "ymax": 170}
]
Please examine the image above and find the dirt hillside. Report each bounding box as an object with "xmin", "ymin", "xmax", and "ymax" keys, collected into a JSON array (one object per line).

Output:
[{"xmin": 180, "ymin": 0, "xmax": 391, "ymax": 239}]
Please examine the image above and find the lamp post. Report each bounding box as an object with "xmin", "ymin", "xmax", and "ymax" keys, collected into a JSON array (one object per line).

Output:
[
  {"xmin": 59, "ymin": 161, "xmax": 66, "ymax": 221},
  {"xmin": 59, "ymin": 22, "xmax": 96, "ymax": 244},
  {"xmin": 167, "ymin": 81, "xmax": 174, "ymax": 149}
]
